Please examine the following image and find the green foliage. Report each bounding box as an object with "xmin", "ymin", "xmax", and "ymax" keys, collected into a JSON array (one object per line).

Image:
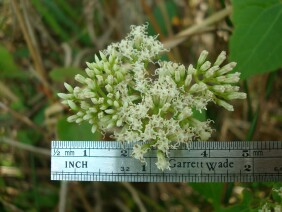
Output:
[
  {"xmin": 56, "ymin": 117, "xmax": 101, "ymax": 140},
  {"xmin": 230, "ymin": 0, "xmax": 282, "ymax": 79},
  {"xmin": 49, "ymin": 67, "xmax": 83, "ymax": 82},
  {"xmin": 0, "ymin": 45, "xmax": 17, "ymax": 74},
  {"xmin": 0, "ymin": 45, "xmax": 26, "ymax": 79},
  {"xmin": 190, "ymin": 183, "xmax": 224, "ymax": 210},
  {"xmin": 148, "ymin": 1, "xmax": 177, "ymax": 36}
]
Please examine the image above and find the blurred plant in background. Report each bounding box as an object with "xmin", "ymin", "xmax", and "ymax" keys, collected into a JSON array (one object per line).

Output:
[{"xmin": 0, "ymin": 0, "xmax": 281, "ymax": 211}]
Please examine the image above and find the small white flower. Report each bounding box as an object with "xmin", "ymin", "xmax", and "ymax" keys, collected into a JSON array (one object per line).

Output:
[{"xmin": 155, "ymin": 151, "xmax": 170, "ymax": 171}]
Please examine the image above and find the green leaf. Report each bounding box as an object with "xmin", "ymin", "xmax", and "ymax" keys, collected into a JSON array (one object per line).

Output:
[
  {"xmin": 49, "ymin": 67, "xmax": 82, "ymax": 82},
  {"xmin": 190, "ymin": 183, "xmax": 224, "ymax": 209},
  {"xmin": 148, "ymin": 1, "xmax": 177, "ymax": 36},
  {"xmin": 193, "ymin": 109, "xmax": 206, "ymax": 122},
  {"xmin": 17, "ymin": 129, "xmax": 42, "ymax": 145},
  {"xmin": 56, "ymin": 117, "xmax": 101, "ymax": 140},
  {"xmin": 0, "ymin": 45, "xmax": 26, "ymax": 79},
  {"xmin": 0, "ymin": 45, "xmax": 17, "ymax": 72},
  {"xmin": 229, "ymin": 0, "xmax": 282, "ymax": 79}
]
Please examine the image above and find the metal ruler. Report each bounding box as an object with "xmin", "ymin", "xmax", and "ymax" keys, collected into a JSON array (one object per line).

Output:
[{"xmin": 51, "ymin": 141, "xmax": 282, "ymax": 182}]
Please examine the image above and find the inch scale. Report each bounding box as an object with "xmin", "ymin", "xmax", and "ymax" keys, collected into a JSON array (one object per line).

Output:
[{"xmin": 51, "ymin": 141, "xmax": 282, "ymax": 182}]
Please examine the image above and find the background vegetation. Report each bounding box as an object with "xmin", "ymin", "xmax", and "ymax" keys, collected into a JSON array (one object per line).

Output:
[{"xmin": 0, "ymin": 0, "xmax": 281, "ymax": 211}]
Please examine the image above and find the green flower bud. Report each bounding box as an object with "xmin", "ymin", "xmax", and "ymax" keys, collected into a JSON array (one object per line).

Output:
[
  {"xmin": 214, "ymin": 51, "xmax": 226, "ymax": 66},
  {"xmin": 75, "ymin": 74, "xmax": 86, "ymax": 84},
  {"xmin": 197, "ymin": 50, "xmax": 209, "ymax": 66}
]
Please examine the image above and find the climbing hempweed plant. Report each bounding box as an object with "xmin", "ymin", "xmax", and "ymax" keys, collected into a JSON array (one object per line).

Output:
[{"xmin": 58, "ymin": 24, "xmax": 246, "ymax": 170}]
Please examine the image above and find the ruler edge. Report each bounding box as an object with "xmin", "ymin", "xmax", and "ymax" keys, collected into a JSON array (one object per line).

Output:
[
  {"xmin": 51, "ymin": 140, "xmax": 282, "ymax": 150},
  {"xmin": 51, "ymin": 141, "xmax": 282, "ymax": 182}
]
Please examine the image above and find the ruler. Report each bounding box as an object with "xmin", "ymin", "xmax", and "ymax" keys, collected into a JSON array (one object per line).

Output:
[{"xmin": 51, "ymin": 141, "xmax": 282, "ymax": 182}]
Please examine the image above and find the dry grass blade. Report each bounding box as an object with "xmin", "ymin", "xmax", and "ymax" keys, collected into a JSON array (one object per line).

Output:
[
  {"xmin": 59, "ymin": 181, "xmax": 68, "ymax": 212},
  {"xmin": 0, "ymin": 102, "xmax": 43, "ymax": 132},
  {"xmin": 0, "ymin": 137, "xmax": 50, "ymax": 156},
  {"xmin": 122, "ymin": 182, "xmax": 147, "ymax": 212},
  {"xmin": 0, "ymin": 81, "xmax": 19, "ymax": 102},
  {"xmin": 163, "ymin": 6, "xmax": 232, "ymax": 49},
  {"xmin": 10, "ymin": 0, "xmax": 52, "ymax": 96}
]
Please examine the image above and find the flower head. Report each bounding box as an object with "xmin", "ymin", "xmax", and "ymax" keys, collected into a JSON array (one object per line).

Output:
[{"xmin": 58, "ymin": 24, "xmax": 246, "ymax": 170}]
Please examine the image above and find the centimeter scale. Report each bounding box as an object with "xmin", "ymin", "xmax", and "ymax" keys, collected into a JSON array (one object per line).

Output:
[{"xmin": 51, "ymin": 141, "xmax": 282, "ymax": 182}]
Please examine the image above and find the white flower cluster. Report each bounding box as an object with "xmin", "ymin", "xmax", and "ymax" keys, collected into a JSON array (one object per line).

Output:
[
  {"xmin": 258, "ymin": 187, "xmax": 282, "ymax": 212},
  {"xmin": 58, "ymin": 24, "xmax": 246, "ymax": 170}
]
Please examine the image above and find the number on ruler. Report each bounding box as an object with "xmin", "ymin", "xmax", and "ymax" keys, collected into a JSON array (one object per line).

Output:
[
  {"xmin": 242, "ymin": 150, "xmax": 249, "ymax": 157},
  {"xmin": 120, "ymin": 149, "xmax": 128, "ymax": 157},
  {"xmin": 244, "ymin": 164, "xmax": 252, "ymax": 172},
  {"xmin": 121, "ymin": 167, "xmax": 130, "ymax": 172},
  {"xmin": 53, "ymin": 149, "xmax": 60, "ymax": 156},
  {"xmin": 83, "ymin": 150, "xmax": 87, "ymax": 156},
  {"xmin": 142, "ymin": 165, "xmax": 146, "ymax": 171},
  {"xmin": 201, "ymin": 150, "xmax": 208, "ymax": 157}
]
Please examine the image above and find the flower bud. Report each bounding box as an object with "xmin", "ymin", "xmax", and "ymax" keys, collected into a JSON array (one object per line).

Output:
[
  {"xmin": 75, "ymin": 74, "xmax": 86, "ymax": 84},
  {"xmin": 187, "ymin": 64, "xmax": 196, "ymax": 75},
  {"xmin": 200, "ymin": 61, "xmax": 211, "ymax": 71},
  {"xmin": 85, "ymin": 67, "xmax": 95, "ymax": 78},
  {"xmin": 100, "ymin": 104, "xmax": 108, "ymax": 110},
  {"xmin": 67, "ymin": 100, "xmax": 78, "ymax": 110},
  {"xmin": 89, "ymin": 107, "xmax": 97, "ymax": 113},
  {"xmin": 64, "ymin": 82, "xmax": 73, "ymax": 92},
  {"xmin": 84, "ymin": 78, "xmax": 96, "ymax": 90},
  {"xmin": 197, "ymin": 50, "xmax": 209, "ymax": 66},
  {"xmin": 96, "ymin": 75, "xmax": 104, "ymax": 85},
  {"xmin": 91, "ymin": 125, "xmax": 97, "ymax": 134},
  {"xmin": 184, "ymin": 74, "xmax": 192, "ymax": 86},
  {"xmin": 114, "ymin": 101, "xmax": 120, "ymax": 108},
  {"xmin": 189, "ymin": 82, "xmax": 207, "ymax": 93},
  {"xmin": 216, "ymin": 99, "xmax": 234, "ymax": 111},
  {"xmin": 116, "ymin": 72, "xmax": 124, "ymax": 81},
  {"xmin": 116, "ymin": 119, "xmax": 123, "ymax": 127},
  {"xmin": 94, "ymin": 54, "xmax": 100, "ymax": 63},
  {"xmin": 204, "ymin": 65, "xmax": 219, "ymax": 78},
  {"xmin": 83, "ymin": 92, "xmax": 95, "ymax": 98},
  {"xmin": 226, "ymin": 92, "xmax": 247, "ymax": 100},
  {"xmin": 105, "ymin": 84, "xmax": 113, "ymax": 93},
  {"xmin": 81, "ymin": 101, "xmax": 90, "ymax": 110},
  {"xmin": 99, "ymin": 51, "xmax": 107, "ymax": 61},
  {"xmin": 67, "ymin": 115, "xmax": 78, "ymax": 122},
  {"xmin": 115, "ymin": 92, "xmax": 121, "ymax": 100},
  {"xmin": 212, "ymin": 85, "xmax": 225, "ymax": 93},
  {"xmin": 217, "ymin": 62, "xmax": 237, "ymax": 76},
  {"xmin": 214, "ymin": 51, "xmax": 226, "ymax": 66},
  {"xmin": 216, "ymin": 72, "xmax": 240, "ymax": 84},
  {"xmin": 199, "ymin": 130, "xmax": 211, "ymax": 140},
  {"xmin": 107, "ymin": 122, "xmax": 115, "ymax": 129},
  {"xmin": 83, "ymin": 114, "xmax": 92, "ymax": 120},
  {"xmin": 103, "ymin": 62, "xmax": 111, "ymax": 74},
  {"xmin": 106, "ymin": 75, "xmax": 114, "ymax": 84},
  {"xmin": 175, "ymin": 70, "xmax": 181, "ymax": 82},
  {"xmin": 86, "ymin": 62, "xmax": 95, "ymax": 70},
  {"xmin": 107, "ymin": 99, "xmax": 113, "ymax": 105},
  {"xmin": 75, "ymin": 118, "xmax": 83, "ymax": 124},
  {"xmin": 58, "ymin": 93, "xmax": 71, "ymax": 100}
]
